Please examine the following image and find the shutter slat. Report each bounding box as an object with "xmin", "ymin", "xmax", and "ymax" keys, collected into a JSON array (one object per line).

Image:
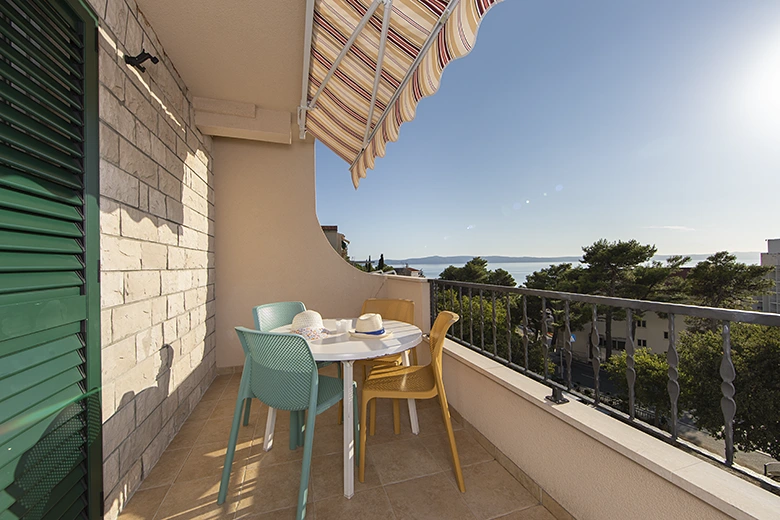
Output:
[
  {"xmin": 0, "ymin": 334, "xmax": 82, "ymax": 378},
  {"xmin": 3, "ymin": 352, "xmax": 84, "ymax": 409},
  {"xmin": 0, "ymin": 288, "xmax": 80, "ymax": 308},
  {"xmin": 0, "ymin": 143, "xmax": 82, "ymax": 189},
  {"xmin": 0, "ymin": 370, "xmax": 85, "ymax": 425},
  {"xmin": 0, "ymin": 229, "xmax": 82, "ymax": 254},
  {"xmin": 0, "ymin": 123, "xmax": 82, "ymax": 173},
  {"xmin": 0, "ymin": 165, "xmax": 83, "ymax": 205},
  {"xmin": 0, "ymin": 102, "xmax": 83, "ymax": 157},
  {"xmin": 0, "ymin": 61, "xmax": 83, "ymax": 129},
  {"xmin": 22, "ymin": 462, "xmax": 86, "ymax": 520},
  {"xmin": 0, "ymin": 186, "xmax": 82, "ymax": 221},
  {"xmin": 0, "ymin": 272, "xmax": 84, "ymax": 296},
  {"xmin": 6, "ymin": 0, "xmax": 82, "ymax": 63},
  {"xmin": 30, "ymin": 0, "xmax": 82, "ymax": 46},
  {"xmin": 0, "ymin": 252, "xmax": 83, "ymax": 273},
  {"xmin": 0, "ymin": 16, "xmax": 83, "ymax": 88},
  {"xmin": 0, "ymin": 3, "xmax": 83, "ymax": 73},
  {"xmin": 0, "ymin": 295, "xmax": 87, "ymax": 342},
  {"xmin": 0, "ymin": 207, "xmax": 83, "ymax": 237},
  {"xmin": 0, "ymin": 39, "xmax": 83, "ymax": 100},
  {"xmin": 40, "ymin": 471, "xmax": 88, "ymax": 520},
  {"xmin": 0, "ymin": 322, "xmax": 80, "ymax": 360}
]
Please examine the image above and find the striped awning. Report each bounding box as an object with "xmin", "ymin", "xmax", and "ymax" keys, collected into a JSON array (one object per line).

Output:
[{"xmin": 298, "ymin": 0, "xmax": 501, "ymax": 188}]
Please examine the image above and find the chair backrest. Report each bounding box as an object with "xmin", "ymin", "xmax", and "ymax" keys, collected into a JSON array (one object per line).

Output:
[
  {"xmin": 235, "ymin": 327, "xmax": 317, "ymax": 411},
  {"xmin": 253, "ymin": 301, "xmax": 306, "ymax": 331},
  {"xmin": 360, "ymin": 298, "xmax": 414, "ymax": 324},
  {"xmin": 428, "ymin": 311, "xmax": 459, "ymax": 379}
]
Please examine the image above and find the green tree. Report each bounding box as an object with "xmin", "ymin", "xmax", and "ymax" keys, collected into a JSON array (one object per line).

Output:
[
  {"xmin": 605, "ymin": 348, "xmax": 670, "ymax": 427},
  {"xmin": 678, "ymin": 324, "xmax": 780, "ymax": 459},
  {"xmin": 378, "ymin": 254, "xmax": 385, "ymax": 270},
  {"xmin": 439, "ymin": 257, "xmax": 515, "ymax": 287}
]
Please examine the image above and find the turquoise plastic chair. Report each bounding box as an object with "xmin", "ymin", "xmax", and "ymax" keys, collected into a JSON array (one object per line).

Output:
[{"xmin": 218, "ymin": 328, "xmax": 358, "ymax": 519}]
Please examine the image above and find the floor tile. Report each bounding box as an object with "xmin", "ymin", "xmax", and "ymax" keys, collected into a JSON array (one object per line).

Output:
[
  {"xmin": 154, "ymin": 474, "xmax": 240, "ymax": 520},
  {"xmin": 420, "ymin": 429, "xmax": 492, "ymax": 471},
  {"xmin": 384, "ymin": 472, "xmax": 475, "ymax": 520},
  {"xmin": 189, "ymin": 400, "xmax": 219, "ymax": 422},
  {"xmin": 309, "ymin": 452, "xmax": 382, "ymax": 502},
  {"xmin": 117, "ymin": 486, "xmax": 169, "ymax": 519},
  {"xmin": 459, "ymin": 461, "xmax": 538, "ymax": 520},
  {"xmin": 311, "ymin": 423, "xmax": 345, "ymax": 458},
  {"xmin": 140, "ymin": 448, "xmax": 192, "ymax": 489},
  {"xmin": 176, "ymin": 440, "xmax": 252, "ymax": 483},
  {"xmin": 168, "ymin": 420, "xmax": 208, "ymax": 451},
  {"xmin": 367, "ymin": 437, "xmax": 441, "ymax": 485},
  {"xmin": 314, "ymin": 487, "xmax": 394, "ymax": 520},
  {"xmin": 416, "ymin": 405, "xmax": 463, "ymax": 437},
  {"xmin": 196, "ymin": 416, "xmax": 258, "ymax": 446},
  {"xmin": 494, "ymin": 505, "xmax": 557, "ymax": 520},
  {"xmin": 237, "ymin": 459, "xmax": 310, "ymax": 517}
]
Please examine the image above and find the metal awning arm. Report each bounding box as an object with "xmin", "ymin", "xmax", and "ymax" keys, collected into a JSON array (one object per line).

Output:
[
  {"xmin": 299, "ymin": 0, "xmax": 383, "ymax": 140},
  {"xmin": 351, "ymin": 0, "xmax": 461, "ymax": 168},
  {"xmin": 363, "ymin": 0, "xmax": 393, "ymax": 147}
]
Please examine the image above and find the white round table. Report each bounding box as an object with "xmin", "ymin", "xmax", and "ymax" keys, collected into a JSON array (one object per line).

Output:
[{"xmin": 269, "ymin": 319, "xmax": 423, "ymax": 499}]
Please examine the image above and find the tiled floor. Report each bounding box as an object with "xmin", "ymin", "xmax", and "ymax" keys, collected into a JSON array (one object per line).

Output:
[{"xmin": 117, "ymin": 370, "xmax": 557, "ymax": 520}]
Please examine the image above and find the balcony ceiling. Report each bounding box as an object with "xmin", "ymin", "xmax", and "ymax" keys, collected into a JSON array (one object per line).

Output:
[{"xmin": 134, "ymin": 0, "xmax": 306, "ymax": 112}]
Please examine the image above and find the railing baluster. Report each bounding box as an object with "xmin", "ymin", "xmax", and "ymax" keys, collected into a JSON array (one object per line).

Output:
[
  {"xmin": 492, "ymin": 291, "xmax": 497, "ymax": 357},
  {"xmin": 565, "ymin": 300, "xmax": 572, "ymax": 390},
  {"xmin": 667, "ymin": 313, "xmax": 679, "ymax": 440},
  {"xmin": 458, "ymin": 286, "xmax": 463, "ymax": 339},
  {"xmin": 542, "ymin": 297, "xmax": 549, "ymax": 380},
  {"xmin": 626, "ymin": 309, "xmax": 636, "ymax": 420},
  {"xmin": 591, "ymin": 304, "xmax": 600, "ymax": 405},
  {"xmin": 479, "ymin": 289, "xmax": 484, "ymax": 353},
  {"xmin": 451, "ymin": 284, "xmax": 456, "ymax": 314},
  {"xmin": 721, "ymin": 321, "xmax": 736, "ymax": 465},
  {"xmin": 506, "ymin": 292, "xmax": 512, "ymax": 363},
  {"xmin": 469, "ymin": 287, "xmax": 473, "ymax": 347},
  {"xmin": 523, "ymin": 295, "xmax": 529, "ymax": 371}
]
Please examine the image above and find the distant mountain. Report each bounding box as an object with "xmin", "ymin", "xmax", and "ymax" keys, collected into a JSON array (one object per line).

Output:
[{"xmin": 382, "ymin": 252, "xmax": 761, "ymax": 266}]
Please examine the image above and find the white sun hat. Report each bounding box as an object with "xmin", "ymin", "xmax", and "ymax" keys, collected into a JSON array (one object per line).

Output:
[
  {"xmin": 349, "ymin": 313, "xmax": 392, "ymax": 339},
  {"xmin": 291, "ymin": 310, "xmax": 327, "ymax": 341}
]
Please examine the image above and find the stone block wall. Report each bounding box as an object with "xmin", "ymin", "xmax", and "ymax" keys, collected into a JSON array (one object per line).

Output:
[{"xmin": 85, "ymin": 0, "xmax": 217, "ymax": 517}]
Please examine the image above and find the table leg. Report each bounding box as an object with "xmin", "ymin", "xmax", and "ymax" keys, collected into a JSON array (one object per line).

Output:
[
  {"xmin": 342, "ymin": 360, "xmax": 355, "ymax": 499},
  {"xmin": 402, "ymin": 351, "xmax": 420, "ymax": 435},
  {"xmin": 263, "ymin": 407, "xmax": 277, "ymax": 452}
]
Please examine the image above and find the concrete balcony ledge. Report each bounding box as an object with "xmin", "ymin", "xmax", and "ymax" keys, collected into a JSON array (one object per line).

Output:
[{"xmin": 440, "ymin": 339, "xmax": 780, "ymax": 520}]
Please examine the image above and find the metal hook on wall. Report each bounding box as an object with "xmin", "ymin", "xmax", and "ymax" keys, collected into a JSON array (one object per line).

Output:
[{"xmin": 124, "ymin": 49, "xmax": 159, "ymax": 72}]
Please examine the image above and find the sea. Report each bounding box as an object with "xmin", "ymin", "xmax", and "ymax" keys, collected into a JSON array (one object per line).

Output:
[{"xmin": 401, "ymin": 252, "xmax": 761, "ymax": 285}]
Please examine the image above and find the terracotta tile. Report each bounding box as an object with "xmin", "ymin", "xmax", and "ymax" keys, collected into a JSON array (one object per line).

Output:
[
  {"xmin": 459, "ymin": 461, "xmax": 538, "ymax": 520},
  {"xmin": 118, "ymin": 486, "xmax": 169, "ymax": 519},
  {"xmin": 420, "ymin": 429, "xmax": 492, "ymax": 472},
  {"xmin": 201, "ymin": 382, "xmax": 228, "ymax": 402},
  {"xmin": 309, "ymin": 452, "xmax": 382, "ymax": 502},
  {"xmin": 140, "ymin": 448, "xmax": 191, "ymax": 489},
  {"xmin": 189, "ymin": 399, "xmax": 219, "ymax": 422},
  {"xmin": 311, "ymin": 423, "xmax": 345, "ymax": 458},
  {"xmin": 494, "ymin": 505, "xmax": 557, "ymax": 520},
  {"xmin": 237, "ymin": 459, "xmax": 311, "ymax": 517},
  {"xmin": 314, "ymin": 487, "xmax": 394, "ymax": 520},
  {"xmin": 196, "ymin": 416, "xmax": 258, "ymax": 446},
  {"xmin": 384, "ymin": 472, "xmax": 475, "ymax": 520},
  {"xmin": 249, "ymin": 435, "xmax": 304, "ymax": 468},
  {"xmin": 168, "ymin": 420, "xmax": 207, "ymax": 450},
  {"xmin": 154, "ymin": 474, "xmax": 240, "ymax": 520},
  {"xmin": 367, "ymin": 437, "xmax": 441, "ymax": 485},
  {"xmin": 176, "ymin": 440, "xmax": 252, "ymax": 483}
]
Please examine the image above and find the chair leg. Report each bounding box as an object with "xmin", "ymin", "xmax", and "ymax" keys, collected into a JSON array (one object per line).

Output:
[
  {"xmin": 392, "ymin": 399, "xmax": 401, "ymax": 435},
  {"xmin": 369, "ymin": 399, "xmax": 377, "ymax": 436},
  {"xmin": 218, "ymin": 393, "xmax": 246, "ymax": 504},
  {"xmin": 289, "ymin": 410, "xmax": 299, "ymax": 451},
  {"xmin": 437, "ymin": 390, "xmax": 465, "ymax": 492},
  {"xmin": 353, "ymin": 383, "xmax": 360, "ymax": 467},
  {"xmin": 296, "ymin": 407, "xmax": 317, "ymax": 520},
  {"xmin": 359, "ymin": 397, "xmax": 371, "ymax": 482},
  {"xmin": 263, "ymin": 407, "xmax": 277, "ymax": 452},
  {"xmin": 242, "ymin": 398, "xmax": 252, "ymax": 426},
  {"xmin": 297, "ymin": 410, "xmax": 305, "ymax": 447}
]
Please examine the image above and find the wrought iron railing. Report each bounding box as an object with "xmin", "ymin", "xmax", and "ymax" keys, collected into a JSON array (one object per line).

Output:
[{"xmin": 429, "ymin": 278, "xmax": 780, "ymax": 489}]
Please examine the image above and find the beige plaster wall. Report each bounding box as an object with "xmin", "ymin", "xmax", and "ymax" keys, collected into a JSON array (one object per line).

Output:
[
  {"xmin": 441, "ymin": 341, "xmax": 780, "ymax": 520},
  {"xmin": 213, "ymin": 137, "xmax": 384, "ymax": 368}
]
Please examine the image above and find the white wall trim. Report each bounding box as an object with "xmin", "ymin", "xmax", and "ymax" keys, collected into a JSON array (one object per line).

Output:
[{"xmin": 194, "ymin": 96, "xmax": 291, "ymax": 144}]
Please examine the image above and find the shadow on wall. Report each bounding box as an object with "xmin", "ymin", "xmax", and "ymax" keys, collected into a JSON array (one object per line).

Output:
[{"xmin": 97, "ymin": 20, "xmax": 216, "ymax": 517}]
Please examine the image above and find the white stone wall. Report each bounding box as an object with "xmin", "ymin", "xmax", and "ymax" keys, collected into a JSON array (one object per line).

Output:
[{"xmin": 86, "ymin": 0, "xmax": 217, "ymax": 517}]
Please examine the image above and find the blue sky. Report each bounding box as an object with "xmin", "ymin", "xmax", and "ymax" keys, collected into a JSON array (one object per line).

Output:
[{"xmin": 315, "ymin": 1, "xmax": 780, "ymax": 261}]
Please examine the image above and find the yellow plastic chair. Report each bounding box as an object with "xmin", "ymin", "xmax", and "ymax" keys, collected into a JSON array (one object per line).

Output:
[
  {"xmin": 358, "ymin": 311, "xmax": 465, "ymax": 492},
  {"xmin": 352, "ymin": 298, "xmax": 414, "ymax": 432}
]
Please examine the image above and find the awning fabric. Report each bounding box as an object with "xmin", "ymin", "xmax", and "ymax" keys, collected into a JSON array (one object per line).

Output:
[{"xmin": 301, "ymin": 0, "xmax": 501, "ymax": 188}]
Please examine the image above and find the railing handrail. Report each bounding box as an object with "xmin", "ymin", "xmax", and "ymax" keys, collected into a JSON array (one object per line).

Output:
[{"xmin": 432, "ymin": 279, "xmax": 780, "ymax": 327}]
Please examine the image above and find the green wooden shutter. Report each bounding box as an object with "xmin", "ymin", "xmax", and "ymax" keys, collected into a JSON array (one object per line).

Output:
[{"xmin": 0, "ymin": 0, "xmax": 101, "ymax": 519}]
